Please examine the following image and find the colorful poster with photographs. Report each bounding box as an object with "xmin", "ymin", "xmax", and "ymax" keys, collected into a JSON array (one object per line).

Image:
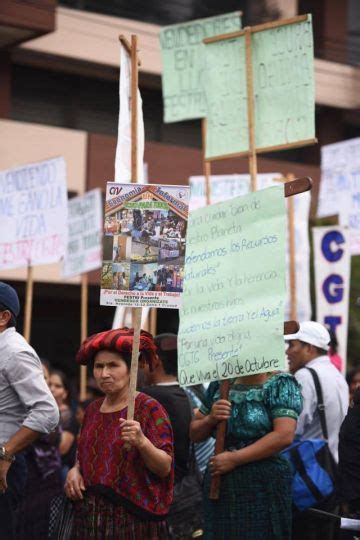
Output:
[{"xmin": 100, "ymin": 183, "xmax": 190, "ymax": 309}]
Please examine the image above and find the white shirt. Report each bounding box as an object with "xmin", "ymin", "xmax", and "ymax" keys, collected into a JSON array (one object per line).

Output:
[
  {"xmin": 0, "ymin": 327, "xmax": 59, "ymax": 441},
  {"xmin": 295, "ymin": 355, "xmax": 349, "ymax": 462}
]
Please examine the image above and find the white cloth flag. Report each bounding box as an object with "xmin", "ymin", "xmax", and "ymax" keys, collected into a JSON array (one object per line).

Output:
[
  {"xmin": 114, "ymin": 43, "xmax": 144, "ymax": 183},
  {"xmin": 113, "ymin": 42, "xmax": 146, "ymax": 330},
  {"xmin": 112, "ymin": 306, "xmax": 150, "ymax": 331}
]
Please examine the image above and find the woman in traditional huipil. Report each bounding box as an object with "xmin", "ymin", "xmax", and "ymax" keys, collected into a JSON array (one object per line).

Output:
[
  {"xmin": 190, "ymin": 372, "xmax": 302, "ymax": 539},
  {"xmin": 65, "ymin": 328, "xmax": 174, "ymax": 539}
]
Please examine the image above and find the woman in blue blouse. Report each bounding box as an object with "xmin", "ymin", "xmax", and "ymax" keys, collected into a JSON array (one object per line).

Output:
[{"xmin": 190, "ymin": 372, "xmax": 302, "ymax": 539}]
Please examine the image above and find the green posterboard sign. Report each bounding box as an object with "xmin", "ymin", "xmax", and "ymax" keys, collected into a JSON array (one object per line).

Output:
[
  {"xmin": 178, "ymin": 186, "xmax": 286, "ymax": 387},
  {"xmin": 204, "ymin": 15, "xmax": 315, "ymax": 159},
  {"xmin": 160, "ymin": 12, "xmax": 242, "ymax": 123}
]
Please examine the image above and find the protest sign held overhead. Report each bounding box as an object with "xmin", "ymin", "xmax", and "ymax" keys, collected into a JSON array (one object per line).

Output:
[
  {"xmin": 100, "ymin": 182, "xmax": 190, "ymax": 309},
  {"xmin": 313, "ymin": 226, "xmax": 351, "ymax": 370},
  {"xmin": 0, "ymin": 157, "xmax": 68, "ymax": 270},
  {"xmin": 178, "ymin": 185, "xmax": 286, "ymax": 387},
  {"xmin": 317, "ymin": 137, "xmax": 360, "ymax": 255},
  {"xmin": 63, "ymin": 189, "xmax": 103, "ymax": 278},
  {"xmin": 189, "ymin": 174, "xmax": 312, "ymax": 322},
  {"xmin": 203, "ymin": 14, "xmax": 315, "ymax": 160},
  {"xmin": 160, "ymin": 12, "xmax": 242, "ymax": 123}
]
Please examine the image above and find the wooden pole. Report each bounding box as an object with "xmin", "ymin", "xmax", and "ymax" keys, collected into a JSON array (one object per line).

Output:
[
  {"xmin": 209, "ymin": 379, "xmax": 230, "ymax": 499},
  {"xmin": 201, "ymin": 118, "xmax": 212, "ymax": 206},
  {"xmin": 131, "ymin": 34, "xmax": 138, "ymax": 185},
  {"xmin": 245, "ymin": 27, "xmax": 257, "ymax": 193},
  {"xmin": 128, "ymin": 307, "xmax": 142, "ymax": 420},
  {"xmin": 123, "ymin": 32, "xmax": 157, "ymax": 340},
  {"xmin": 128, "ymin": 33, "xmax": 142, "ymax": 422},
  {"xmin": 79, "ymin": 273, "xmax": 88, "ymax": 401},
  {"xmin": 286, "ymin": 174, "xmax": 297, "ymax": 320},
  {"xmin": 209, "ymin": 177, "xmax": 311, "ymax": 500},
  {"xmin": 149, "ymin": 308, "xmax": 157, "ymax": 336},
  {"xmin": 210, "ymin": 26, "xmax": 259, "ymax": 501},
  {"xmin": 275, "ymin": 174, "xmax": 298, "ymax": 321},
  {"xmin": 24, "ymin": 265, "xmax": 34, "ymax": 343}
]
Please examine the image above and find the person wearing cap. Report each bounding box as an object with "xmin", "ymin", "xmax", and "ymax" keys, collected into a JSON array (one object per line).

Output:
[
  {"xmin": 286, "ymin": 321, "xmax": 349, "ymax": 462},
  {"xmin": 65, "ymin": 328, "xmax": 173, "ymax": 539},
  {"xmin": 0, "ymin": 281, "xmax": 59, "ymax": 540}
]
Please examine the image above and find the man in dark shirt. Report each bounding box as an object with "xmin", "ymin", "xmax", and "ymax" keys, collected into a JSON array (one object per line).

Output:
[{"xmin": 140, "ymin": 333, "xmax": 191, "ymax": 482}]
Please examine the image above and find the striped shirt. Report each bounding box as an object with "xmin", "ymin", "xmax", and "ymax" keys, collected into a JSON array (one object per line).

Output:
[{"xmin": 185, "ymin": 387, "xmax": 215, "ymax": 474}]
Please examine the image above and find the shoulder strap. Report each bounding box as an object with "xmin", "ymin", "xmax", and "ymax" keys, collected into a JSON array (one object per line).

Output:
[{"xmin": 306, "ymin": 367, "xmax": 328, "ymax": 440}]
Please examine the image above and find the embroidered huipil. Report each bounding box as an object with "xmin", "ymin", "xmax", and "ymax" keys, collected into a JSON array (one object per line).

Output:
[
  {"xmin": 200, "ymin": 373, "xmax": 303, "ymax": 449},
  {"xmin": 77, "ymin": 393, "xmax": 174, "ymax": 517}
]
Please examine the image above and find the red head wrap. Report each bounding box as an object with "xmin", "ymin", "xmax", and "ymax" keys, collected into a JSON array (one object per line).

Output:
[{"xmin": 76, "ymin": 327, "xmax": 157, "ymax": 368}]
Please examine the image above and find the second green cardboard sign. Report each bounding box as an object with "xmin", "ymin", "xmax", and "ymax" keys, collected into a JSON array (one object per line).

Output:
[
  {"xmin": 178, "ymin": 186, "xmax": 286, "ymax": 386},
  {"xmin": 204, "ymin": 15, "xmax": 315, "ymax": 159}
]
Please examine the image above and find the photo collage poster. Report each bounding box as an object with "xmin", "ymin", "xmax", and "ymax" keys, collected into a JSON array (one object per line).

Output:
[{"xmin": 100, "ymin": 183, "xmax": 190, "ymax": 309}]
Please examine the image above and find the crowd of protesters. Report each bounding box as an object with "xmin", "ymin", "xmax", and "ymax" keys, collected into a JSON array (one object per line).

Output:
[{"xmin": 1, "ymin": 280, "xmax": 360, "ymax": 539}]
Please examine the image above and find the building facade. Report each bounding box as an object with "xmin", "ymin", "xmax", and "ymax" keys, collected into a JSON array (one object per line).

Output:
[{"xmin": 0, "ymin": 0, "xmax": 359, "ymax": 372}]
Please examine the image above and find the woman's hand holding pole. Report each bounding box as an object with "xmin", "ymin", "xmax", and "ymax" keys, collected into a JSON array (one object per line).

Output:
[
  {"xmin": 190, "ymin": 399, "xmax": 231, "ymax": 443},
  {"xmin": 120, "ymin": 418, "xmax": 171, "ymax": 478}
]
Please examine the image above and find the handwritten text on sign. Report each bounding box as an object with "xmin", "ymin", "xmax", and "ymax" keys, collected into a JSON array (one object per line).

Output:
[
  {"xmin": 0, "ymin": 157, "xmax": 68, "ymax": 270},
  {"xmin": 204, "ymin": 15, "xmax": 314, "ymax": 159},
  {"xmin": 189, "ymin": 174, "xmax": 312, "ymax": 322},
  {"xmin": 63, "ymin": 189, "xmax": 103, "ymax": 278},
  {"xmin": 160, "ymin": 12, "xmax": 242, "ymax": 123},
  {"xmin": 178, "ymin": 186, "xmax": 286, "ymax": 386}
]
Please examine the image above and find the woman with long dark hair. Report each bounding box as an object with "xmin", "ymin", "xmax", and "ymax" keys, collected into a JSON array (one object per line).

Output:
[
  {"xmin": 17, "ymin": 360, "xmax": 63, "ymax": 539},
  {"xmin": 49, "ymin": 370, "xmax": 79, "ymax": 478}
]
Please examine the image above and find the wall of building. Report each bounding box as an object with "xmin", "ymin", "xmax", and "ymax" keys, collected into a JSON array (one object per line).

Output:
[
  {"xmin": 0, "ymin": 1, "xmax": 358, "ymax": 372},
  {"xmin": 0, "ymin": 119, "xmax": 87, "ymax": 284}
]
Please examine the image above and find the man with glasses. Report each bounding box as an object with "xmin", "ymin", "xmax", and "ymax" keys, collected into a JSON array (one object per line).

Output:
[{"xmin": 0, "ymin": 281, "xmax": 59, "ymax": 540}]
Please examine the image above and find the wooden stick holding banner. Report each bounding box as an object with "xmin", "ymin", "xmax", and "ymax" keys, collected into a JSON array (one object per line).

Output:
[
  {"xmin": 201, "ymin": 119, "xmax": 212, "ymax": 206},
  {"xmin": 149, "ymin": 308, "xmax": 157, "ymax": 337},
  {"xmin": 286, "ymin": 174, "xmax": 297, "ymax": 320},
  {"xmin": 245, "ymin": 27, "xmax": 257, "ymax": 193},
  {"xmin": 210, "ymin": 24, "xmax": 259, "ymax": 499},
  {"xmin": 210, "ymin": 29, "xmax": 259, "ymax": 497},
  {"xmin": 275, "ymin": 174, "xmax": 298, "ymax": 321},
  {"xmin": 126, "ymin": 33, "xmax": 143, "ymax": 423},
  {"xmin": 24, "ymin": 264, "xmax": 34, "ymax": 342},
  {"xmin": 203, "ymin": 14, "xmax": 317, "ymax": 163},
  {"xmin": 198, "ymin": 14, "xmax": 315, "ymax": 499},
  {"xmin": 79, "ymin": 273, "xmax": 88, "ymax": 401}
]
